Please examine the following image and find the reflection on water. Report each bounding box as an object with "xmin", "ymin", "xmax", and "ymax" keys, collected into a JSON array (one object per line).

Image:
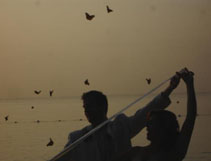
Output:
[{"xmin": 0, "ymin": 94, "xmax": 211, "ymax": 161}]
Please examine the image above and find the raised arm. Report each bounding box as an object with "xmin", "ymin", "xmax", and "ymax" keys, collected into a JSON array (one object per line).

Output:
[
  {"xmin": 175, "ymin": 68, "xmax": 197, "ymax": 160},
  {"xmin": 129, "ymin": 75, "xmax": 180, "ymax": 138}
]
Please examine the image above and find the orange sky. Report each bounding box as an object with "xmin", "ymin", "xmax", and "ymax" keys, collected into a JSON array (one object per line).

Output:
[{"xmin": 0, "ymin": 0, "xmax": 210, "ymax": 99}]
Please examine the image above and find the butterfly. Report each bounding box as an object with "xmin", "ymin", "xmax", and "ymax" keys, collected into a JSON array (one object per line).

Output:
[
  {"xmin": 84, "ymin": 79, "xmax": 90, "ymax": 85},
  {"xmin": 46, "ymin": 138, "xmax": 54, "ymax": 146},
  {"xmin": 85, "ymin": 12, "xmax": 95, "ymax": 20},
  {"xmin": 106, "ymin": 5, "xmax": 113, "ymax": 13},
  {"xmin": 5, "ymin": 115, "xmax": 9, "ymax": 121},
  {"xmin": 146, "ymin": 78, "xmax": 151, "ymax": 85},
  {"xmin": 34, "ymin": 90, "xmax": 41, "ymax": 95},
  {"xmin": 49, "ymin": 90, "xmax": 54, "ymax": 97}
]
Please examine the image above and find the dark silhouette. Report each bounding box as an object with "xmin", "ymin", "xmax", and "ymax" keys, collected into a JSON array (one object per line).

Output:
[
  {"xmin": 36, "ymin": 120, "xmax": 40, "ymax": 123},
  {"xmin": 14, "ymin": 121, "xmax": 18, "ymax": 124},
  {"xmin": 47, "ymin": 138, "xmax": 54, "ymax": 146},
  {"xmin": 85, "ymin": 12, "xmax": 95, "ymax": 20},
  {"xmin": 84, "ymin": 79, "xmax": 90, "ymax": 85},
  {"xmin": 5, "ymin": 115, "xmax": 9, "ymax": 121},
  {"xmin": 106, "ymin": 5, "xmax": 113, "ymax": 13},
  {"xmin": 114, "ymin": 68, "xmax": 197, "ymax": 161},
  {"xmin": 34, "ymin": 90, "xmax": 41, "ymax": 95},
  {"xmin": 50, "ymin": 90, "xmax": 54, "ymax": 97},
  {"xmin": 31, "ymin": 106, "xmax": 34, "ymax": 109},
  {"xmin": 177, "ymin": 100, "xmax": 180, "ymax": 104},
  {"xmin": 59, "ymin": 73, "xmax": 180, "ymax": 161},
  {"xmin": 146, "ymin": 78, "xmax": 151, "ymax": 85}
]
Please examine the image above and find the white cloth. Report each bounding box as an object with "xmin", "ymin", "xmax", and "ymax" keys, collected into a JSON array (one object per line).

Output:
[{"xmin": 63, "ymin": 93, "xmax": 171, "ymax": 161}]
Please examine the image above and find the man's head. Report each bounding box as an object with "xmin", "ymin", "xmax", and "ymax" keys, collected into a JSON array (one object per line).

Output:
[{"xmin": 81, "ymin": 90, "xmax": 108, "ymax": 126}]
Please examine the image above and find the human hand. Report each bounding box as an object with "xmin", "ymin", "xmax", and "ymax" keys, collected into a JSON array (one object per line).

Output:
[
  {"xmin": 169, "ymin": 74, "xmax": 180, "ymax": 90},
  {"xmin": 161, "ymin": 72, "xmax": 180, "ymax": 97},
  {"xmin": 176, "ymin": 67, "xmax": 194, "ymax": 85}
]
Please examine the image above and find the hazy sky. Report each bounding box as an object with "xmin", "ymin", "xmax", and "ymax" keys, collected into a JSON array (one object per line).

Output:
[{"xmin": 0, "ymin": 0, "xmax": 210, "ymax": 99}]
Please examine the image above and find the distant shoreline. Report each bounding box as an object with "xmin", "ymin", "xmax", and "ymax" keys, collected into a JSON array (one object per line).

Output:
[{"xmin": 0, "ymin": 91, "xmax": 210, "ymax": 101}]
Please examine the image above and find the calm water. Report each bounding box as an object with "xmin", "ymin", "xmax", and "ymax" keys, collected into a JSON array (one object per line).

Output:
[{"xmin": 0, "ymin": 93, "xmax": 211, "ymax": 161}]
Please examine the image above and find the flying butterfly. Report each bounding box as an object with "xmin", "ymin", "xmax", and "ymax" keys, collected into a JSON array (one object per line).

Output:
[
  {"xmin": 5, "ymin": 115, "xmax": 9, "ymax": 121},
  {"xmin": 34, "ymin": 90, "xmax": 41, "ymax": 95},
  {"xmin": 146, "ymin": 78, "xmax": 151, "ymax": 85},
  {"xmin": 49, "ymin": 90, "xmax": 54, "ymax": 97},
  {"xmin": 85, "ymin": 12, "xmax": 95, "ymax": 20},
  {"xmin": 106, "ymin": 5, "xmax": 113, "ymax": 13},
  {"xmin": 84, "ymin": 79, "xmax": 90, "ymax": 86},
  {"xmin": 46, "ymin": 138, "xmax": 54, "ymax": 147}
]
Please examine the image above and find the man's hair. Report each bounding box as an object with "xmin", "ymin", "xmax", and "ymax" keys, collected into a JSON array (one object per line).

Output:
[
  {"xmin": 149, "ymin": 110, "xmax": 180, "ymax": 150},
  {"xmin": 81, "ymin": 90, "xmax": 108, "ymax": 114}
]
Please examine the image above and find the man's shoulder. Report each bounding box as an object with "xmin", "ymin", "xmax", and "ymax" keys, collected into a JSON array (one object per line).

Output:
[
  {"xmin": 106, "ymin": 113, "xmax": 131, "ymax": 136},
  {"xmin": 113, "ymin": 113, "xmax": 128, "ymax": 121},
  {"xmin": 112, "ymin": 113, "xmax": 130, "ymax": 127},
  {"xmin": 69, "ymin": 125, "xmax": 92, "ymax": 142}
]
